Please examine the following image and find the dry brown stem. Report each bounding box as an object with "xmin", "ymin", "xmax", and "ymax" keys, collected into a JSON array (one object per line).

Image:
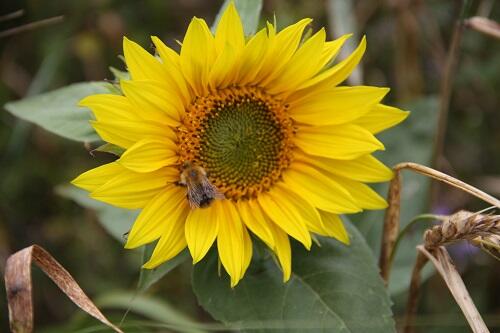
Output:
[
  {"xmin": 0, "ymin": 16, "xmax": 64, "ymax": 39},
  {"xmin": 379, "ymin": 172, "xmax": 401, "ymax": 284},
  {"xmin": 403, "ymin": 246, "xmax": 490, "ymax": 333},
  {"xmin": 424, "ymin": 210, "xmax": 500, "ymax": 249},
  {"xmin": 4, "ymin": 244, "xmax": 123, "ymax": 333},
  {"xmin": 402, "ymin": 251, "xmax": 428, "ymax": 333}
]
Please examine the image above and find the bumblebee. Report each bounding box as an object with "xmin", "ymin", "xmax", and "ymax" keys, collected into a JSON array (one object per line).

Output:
[{"xmin": 178, "ymin": 161, "xmax": 224, "ymax": 208}]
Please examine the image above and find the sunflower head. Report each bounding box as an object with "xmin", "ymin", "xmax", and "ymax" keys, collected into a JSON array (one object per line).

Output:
[{"xmin": 72, "ymin": 2, "xmax": 408, "ymax": 287}]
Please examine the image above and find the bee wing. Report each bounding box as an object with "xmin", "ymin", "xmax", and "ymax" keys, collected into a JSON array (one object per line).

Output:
[
  {"xmin": 201, "ymin": 179, "xmax": 225, "ymax": 200},
  {"xmin": 186, "ymin": 182, "xmax": 204, "ymax": 208}
]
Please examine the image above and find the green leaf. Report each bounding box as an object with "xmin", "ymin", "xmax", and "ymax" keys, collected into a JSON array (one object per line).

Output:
[
  {"xmin": 56, "ymin": 185, "xmax": 137, "ymax": 242},
  {"xmin": 109, "ymin": 66, "xmax": 130, "ymax": 81},
  {"xmin": 4, "ymin": 82, "xmax": 111, "ymax": 142},
  {"xmin": 192, "ymin": 219, "xmax": 395, "ymax": 332},
  {"xmin": 353, "ymin": 96, "xmax": 439, "ymax": 295},
  {"xmin": 212, "ymin": 0, "xmax": 263, "ymax": 35},
  {"xmin": 138, "ymin": 247, "xmax": 189, "ymax": 292},
  {"xmin": 94, "ymin": 143, "xmax": 126, "ymax": 156},
  {"xmin": 96, "ymin": 291, "xmax": 207, "ymax": 333}
]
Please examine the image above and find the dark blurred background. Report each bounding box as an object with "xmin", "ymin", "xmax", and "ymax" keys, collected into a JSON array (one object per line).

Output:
[{"xmin": 0, "ymin": 0, "xmax": 499, "ymax": 332}]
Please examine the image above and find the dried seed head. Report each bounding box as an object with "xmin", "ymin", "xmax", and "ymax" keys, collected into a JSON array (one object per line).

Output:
[
  {"xmin": 424, "ymin": 210, "xmax": 500, "ymax": 250},
  {"xmin": 472, "ymin": 234, "xmax": 500, "ymax": 260}
]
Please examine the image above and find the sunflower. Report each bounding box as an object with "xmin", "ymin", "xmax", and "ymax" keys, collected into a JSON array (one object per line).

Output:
[{"xmin": 72, "ymin": 3, "xmax": 408, "ymax": 287}]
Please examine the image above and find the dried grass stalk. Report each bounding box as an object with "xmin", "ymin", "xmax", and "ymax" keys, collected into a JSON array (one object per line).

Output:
[
  {"xmin": 404, "ymin": 246, "xmax": 490, "ymax": 333},
  {"xmin": 4, "ymin": 244, "xmax": 123, "ymax": 333}
]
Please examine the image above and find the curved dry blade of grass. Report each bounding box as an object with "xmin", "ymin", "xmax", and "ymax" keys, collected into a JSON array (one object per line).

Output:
[
  {"xmin": 379, "ymin": 162, "xmax": 500, "ymax": 284},
  {"xmin": 403, "ymin": 246, "xmax": 490, "ymax": 333},
  {"xmin": 394, "ymin": 162, "xmax": 500, "ymax": 208},
  {"xmin": 466, "ymin": 17, "xmax": 500, "ymax": 39},
  {"xmin": 4, "ymin": 244, "xmax": 124, "ymax": 333}
]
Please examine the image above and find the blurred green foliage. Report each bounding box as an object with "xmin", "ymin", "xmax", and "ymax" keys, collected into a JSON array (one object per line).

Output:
[{"xmin": 1, "ymin": 0, "xmax": 499, "ymax": 332}]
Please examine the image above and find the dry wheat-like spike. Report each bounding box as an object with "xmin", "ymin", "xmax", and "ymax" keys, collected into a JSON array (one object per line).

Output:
[
  {"xmin": 424, "ymin": 210, "xmax": 500, "ymax": 249},
  {"xmin": 472, "ymin": 234, "xmax": 500, "ymax": 260}
]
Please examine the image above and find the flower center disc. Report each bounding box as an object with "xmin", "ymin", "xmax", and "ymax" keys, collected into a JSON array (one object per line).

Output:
[{"xmin": 178, "ymin": 87, "xmax": 295, "ymax": 201}]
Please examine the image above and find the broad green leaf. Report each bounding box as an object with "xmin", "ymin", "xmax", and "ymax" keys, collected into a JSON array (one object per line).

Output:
[
  {"xmin": 192, "ymin": 219, "xmax": 395, "ymax": 333},
  {"xmin": 138, "ymin": 246, "xmax": 189, "ymax": 292},
  {"xmin": 4, "ymin": 82, "xmax": 111, "ymax": 142},
  {"xmin": 56, "ymin": 185, "xmax": 137, "ymax": 242},
  {"xmin": 353, "ymin": 96, "xmax": 439, "ymax": 295},
  {"xmin": 96, "ymin": 291, "xmax": 207, "ymax": 333},
  {"xmin": 212, "ymin": 0, "xmax": 263, "ymax": 35}
]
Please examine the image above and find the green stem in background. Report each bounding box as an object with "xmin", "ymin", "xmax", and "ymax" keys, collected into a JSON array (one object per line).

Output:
[
  {"xmin": 430, "ymin": 0, "xmax": 473, "ymax": 203},
  {"xmin": 388, "ymin": 214, "xmax": 445, "ymax": 270}
]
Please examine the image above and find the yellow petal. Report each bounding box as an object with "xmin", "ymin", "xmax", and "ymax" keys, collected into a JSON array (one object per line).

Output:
[
  {"xmin": 283, "ymin": 163, "xmax": 360, "ymax": 214},
  {"xmin": 318, "ymin": 211, "xmax": 350, "ymax": 245},
  {"xmin": 289, "ymin": 87, "xmax": 389, "ymax": 126},
  {"xmin": 79, "ymin": 94, "xmax": 141, "ymax": 122},
  {"xmin": 209, "ymin": 43, "xmax": 237, "ymax": 89},
  {"xmin": 121, "ymin": 80, "xmax": 183, "ymax": 125},
  {"xmin": 185, "ymin": 203, "xmax": 218, "ymax": 264},
  {"xmin": 295, "ymin": 150, "xmax": 393, "ymax": 183},
  {"xmin": 317, "ymin": 34, "xmax": 352, "ymax": 69},
  {"xmin": 295, "ymin": 123, "xmax": 385, "ymax": 160},
  {"xmin": 354, "ymin": 104, "xmax": 410, "ymax": 134},
  {"xmin": 216, "ymin": 201, "xmax": 246, "ymax": 287},
  {"xmin": 90, "ymin": 167, "xmax": 178, "ymax": 209},
  {"xmin": 118, "ymin": 138, "xmax": 178, "ymax": 173},
  {"xmin": 237, "ymin": 199, "xmax": 275, "ymax": 248},
  {"xmin": 142, "ymin": 194, "xmax": 189, "ymax": 269},
  {"xmin": 258, "ymin": 190, "xmax": 312, "ymax": 249},
  {"xmin": 235, "ymin": 28, "xmax": 269, "ymax": 85},
  {"xmin": 274, "ymin": 183, "xmax": 327, "ymax": 236},
  {"xmin": 143, "ymin": 226, "xmax": 187, "ymax": 269},
  {"xmin": 257, "ymin": 18, "xmax": 312, "ymax": 86},
  {"xmin": 71, "ymin": 162, "xmax": 124, "ymax": 192},
  {"xmin": 151, "ymin": 36, "xmax": 192, "ymax": 106},
  {"xmin": 91, "ymin": 119, "xmax": 175, "ymax": 149},
  {"xmin": 123, "ymin": 37, "xmax": 168, "ymax": 82},
  {"xmin": 215, "ymin": 1, "xmax": 245, "ymax": 53},
  {"xmin": 268, "ymin": 223, "xmax": 292, "ymax": 282},
  {"xmin": 267, "ymin": 28, "xmax": 327, "ymax": 94},
  {"xmin": 296, "ymin": 36, "xmax": 366, "ymax": 91},
  {"xmin": 180, "ymin": 18, "xmax": 216, "ymax": 96},
  {"xmin": 125, "ymin": 185, "xmax": 187, "ymax": 249},
  {"xmin": 332, "ymin": 176, "xmax": 388, "ymax": 210},
  {"xmin": 241, "ymin": 226, "xmax": 253, "ymax": 280}
]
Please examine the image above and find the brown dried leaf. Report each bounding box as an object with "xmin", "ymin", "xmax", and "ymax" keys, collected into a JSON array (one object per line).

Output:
[{"xmin": 4, "ymin": 244, "xmax": 123, "ymax": 333}]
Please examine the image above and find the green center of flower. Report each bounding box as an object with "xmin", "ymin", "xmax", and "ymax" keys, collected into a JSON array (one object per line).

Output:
[{"xmin": 178, "ymin": 87, "xmax": 295, "ymax": 200}]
